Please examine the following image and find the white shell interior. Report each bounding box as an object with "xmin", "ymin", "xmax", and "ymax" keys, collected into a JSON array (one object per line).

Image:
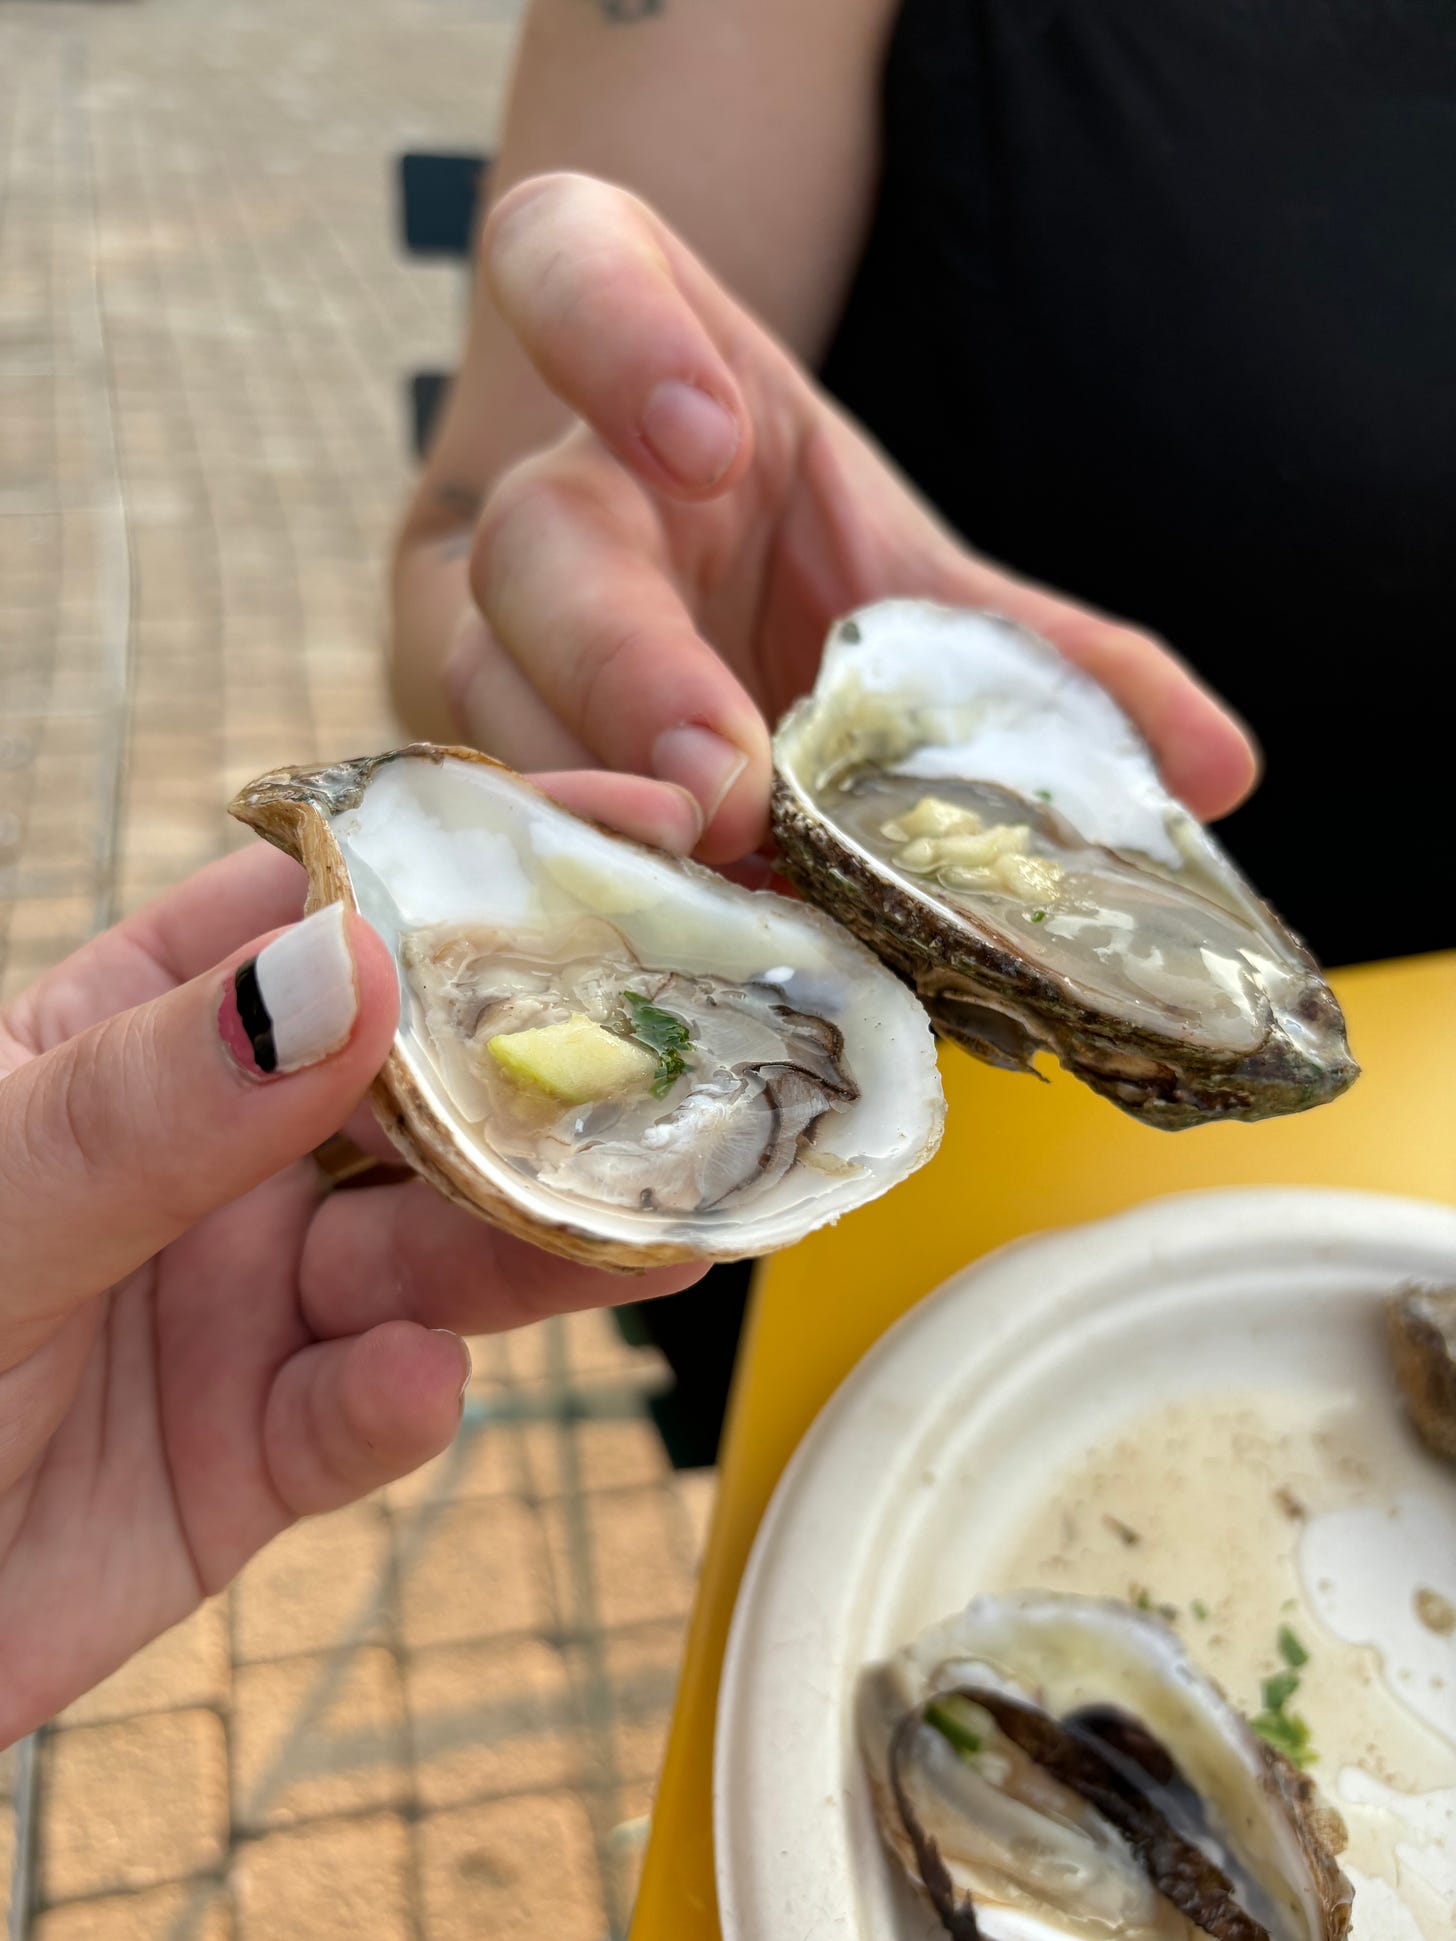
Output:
[
  {"xmin": 774, "ymin": 603, "xmax": 1329, "ymax": 1061},
  {"xmin": 794, "ymin": 603, "xmax": 1183, "ymax": 866},
  {"xmin": 328, "ymin": 755, "xmax": 944, "ymax": 1255}
]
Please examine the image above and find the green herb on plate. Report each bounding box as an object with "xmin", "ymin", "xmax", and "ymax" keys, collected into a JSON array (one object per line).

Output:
[
  {"xmin": 1278, "ymin": 1624, "xmax": 1309, "ymax": 1669},
  {"xmin": 1251, "ymin": 1706, "xmax": 1315, "ymax": 1768},
  {"xmin": 1261, "ymin": 1669, "xmax": 1301, "ymax": 1714}
]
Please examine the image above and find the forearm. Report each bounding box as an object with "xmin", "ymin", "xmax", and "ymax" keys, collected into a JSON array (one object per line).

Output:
[{"xmin": 389, "ymin": 309, "xmax": 569, "ymax": 738}]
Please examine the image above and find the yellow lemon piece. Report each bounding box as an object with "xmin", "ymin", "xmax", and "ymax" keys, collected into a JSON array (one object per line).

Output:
[{"xmin": 487, "ymin": 1015, "xmax": 657, "ymax": 1103}]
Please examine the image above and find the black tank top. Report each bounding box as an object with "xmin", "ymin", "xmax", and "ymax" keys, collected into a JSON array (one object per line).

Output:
[{"xmin": 821, "ymin": 0, "xmax": 1455, "ymax": 968}]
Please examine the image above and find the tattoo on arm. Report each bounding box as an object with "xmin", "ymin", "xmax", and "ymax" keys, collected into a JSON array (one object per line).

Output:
[
  {"xmin": 434, "ymin": 482, "xmax": 484, "ymax": 521},
  {"xmin": 597, "ymin": 0, "xmax": 665, "ymax": 20}
]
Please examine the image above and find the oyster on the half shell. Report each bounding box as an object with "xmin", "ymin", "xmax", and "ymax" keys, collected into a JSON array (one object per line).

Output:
[
  {"xmin": 773, "ymin": 602, "xmax": 1358, "ymax": 1129},
  {"xmin": 859, "ymin": 1592, "xmax": 1354, "ymax": 1941},
  {"xmin": 231, "ymin": 746, "xmax": 943, "ymax": 1268}
]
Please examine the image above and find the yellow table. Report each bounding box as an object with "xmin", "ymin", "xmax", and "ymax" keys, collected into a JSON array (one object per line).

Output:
[{"xmin": 630, "ymin": 953, "xmax": 1456, "ymax": 1937}]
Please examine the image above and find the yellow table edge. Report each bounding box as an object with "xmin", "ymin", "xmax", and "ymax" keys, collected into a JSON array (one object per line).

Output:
[{"xmin": 630, "ymin": 953, "xmax": 1456, "ymax": 1938}]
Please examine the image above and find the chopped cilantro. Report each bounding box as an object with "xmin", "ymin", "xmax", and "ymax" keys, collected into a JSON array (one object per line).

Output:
[
  {"xmin": 1251, "ymin": 1707, "xmax": 1315, "ymax": 1769},
  {"xmin": 1034, "ymin": 788, "xmax": 1054, "ymax": 802},
  {"xmin": 1191, "ymin": 1599, "xmax": 1210, "ymax": 1621},
  {"xmin": 622, "ymin": 992, "xmax": 694, "ymax": 1099},
  {"xmin": 1277, "ymin": 1624, "xmax": 1309, "ymax": 1669},
  {"xmin": 1252, "ymin": 1637, "xmax": 1317, "ymax": 1768},
  {"xmin": 1261, "ymin": 1669, "xmax": 1301, "ymax": 1713},
  {"xmin": 924, "ymin": 1696, "xmax": 984, "ymax": 1761},
  {"xmin": 1030, "ymin": 909, "xmax": 1047, "ymax": 923}
]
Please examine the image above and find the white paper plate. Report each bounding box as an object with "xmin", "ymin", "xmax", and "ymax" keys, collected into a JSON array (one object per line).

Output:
[{"xmin": 715, "ymin": 1188, "xmax": 1456, "ymax": 1941}]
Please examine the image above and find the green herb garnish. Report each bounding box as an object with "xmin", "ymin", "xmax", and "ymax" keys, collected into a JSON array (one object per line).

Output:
[
  {"xmin": 623, "ymin": 992, "xmax": 694, "ymax": 1098},
  {"xmin": 1251, "ymin": 1707, "xmax": 1315, "ymax": 1768},
  {"xmin": 924, "ymin": 1696, "xmax": 984, "ymax": 1761},
  {"xmin": 1134, "ymin": 1587, "xmax": 1153, "ymax": 1611},
  {"xmin": 1034, "ymin": 788, "xmax": 1053, "ymax": 802},
  {"xmin": 1030, "ymin": 909, "xmax": 1047, "ymax": 923},
  {"xmin": 1261, "ymin": 1669, "xmax": 1301, "ymax": 1713},
  {"xmin": 1191, "ymin": 1599, "xmax": 1210, "ymax": 1621},
  {"xmin": 1251, "ymin": 1631, "xmax": 1317, "ymax": 1768},
  {"xmin": 1277, "ymin": 1624, "xmax": 1309, "ymax": 1669}
]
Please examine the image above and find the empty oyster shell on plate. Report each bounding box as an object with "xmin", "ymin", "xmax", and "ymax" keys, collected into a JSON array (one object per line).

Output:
[
  {"xmin": 773, "ymin": 602, "xmax": 1358, "ymax": 1129},
  {"xmin": 231, "ymin": 746, "xmax": 944, "ymax": 1269},
  {"xmin": 859, "ymin": 1591, "xmax": 1354, "ymax": 1940}
]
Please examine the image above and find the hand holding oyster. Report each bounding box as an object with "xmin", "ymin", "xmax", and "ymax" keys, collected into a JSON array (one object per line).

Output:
[
  {"xmin": 232, "ymin": 601, "xmax": 1356, "ymax": 1265},
  {"xmin": 773, "ymin": 602, "xmax": 1357, "ymax": 1130},
  {"xmin": 231, "ymin": 745, "xmax": 945, "ymax": 1268}
]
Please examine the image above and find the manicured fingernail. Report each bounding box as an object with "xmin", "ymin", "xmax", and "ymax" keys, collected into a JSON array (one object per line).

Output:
[
  {"xmin": 220, "ymin": 902, "xmax": 358, "ymax": 1080},
  {"xmin": 640, "ymin": 381, "xmax": 740, "ymax": 489},
  {"xmin": 651, "ymin": 724, "xmax": 749, "ymax": 827},
  {"xmin": 432, "ymin": 1328, "xmax": 473, "ymax": 1405}
]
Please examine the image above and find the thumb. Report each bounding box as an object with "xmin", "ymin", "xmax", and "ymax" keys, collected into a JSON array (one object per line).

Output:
[{"xmin": 0, "ymin": 903, "xmax": 397, "ymax": 1348}]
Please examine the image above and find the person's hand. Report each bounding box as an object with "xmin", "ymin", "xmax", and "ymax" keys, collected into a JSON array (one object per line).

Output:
[
  {"xmin": 0, "ymin": 828, "xmax": 700, "ymax": 1745},
  {"xmin": 447, "ymin": 173, "xmax": 1258, "ymax": 866}
]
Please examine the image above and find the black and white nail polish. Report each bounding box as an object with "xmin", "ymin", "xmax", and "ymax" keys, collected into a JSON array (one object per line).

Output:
[{"xmin": 220, "ymin": 902, "xmax": 358, "ymax": 1078}]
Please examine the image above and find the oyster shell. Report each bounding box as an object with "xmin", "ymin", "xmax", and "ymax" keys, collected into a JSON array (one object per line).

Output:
[
  {"xmin": 1386, "ymin": 1283, "xmax": 1456, "ymax": 1460},
  {"xmin": 772, "ymin": 602, "xmax": 1358, "ymax": 1130},
  {"xmin": 231, "ymin": 746, "xmax": 944, "ymax": 1268},
  {"xmin": 859, "ymin": 1592, "xmax": 1353, "ymax": 1941}
]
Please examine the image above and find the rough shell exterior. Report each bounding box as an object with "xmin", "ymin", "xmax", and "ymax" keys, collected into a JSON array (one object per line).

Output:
[{"xmin": 1253, "ymin": 1742, "xmax": 1355, "ymax": 1941}]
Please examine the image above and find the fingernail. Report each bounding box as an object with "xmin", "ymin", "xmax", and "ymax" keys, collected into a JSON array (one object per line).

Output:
[
  {"xmin": 640, "ymin": 380, "xmax": 740, "ymax": 489},
  {"xmin": 220, "ymin": 902, "xmax": 358, "ymax": 1080},
  {"xmin": 432, "ymin": 1328, "xmax": 473, "ymax": 1405},
  {"xmin": 651, "ymin": 724, "xmax": 749, "ymax": 827},
  {"xmin": 656, "ymin": 782, "xmax": 706, "ymax": 853}
]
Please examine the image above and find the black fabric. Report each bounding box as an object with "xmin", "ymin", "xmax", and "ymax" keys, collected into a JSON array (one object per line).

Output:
[
  {"xmin": 640, "ymin": 1259, "xmax": 755, "ymax": 1469},
  {"xmin": 821, "ymin": 0, "xmax": 1456, "ymax": 968}
]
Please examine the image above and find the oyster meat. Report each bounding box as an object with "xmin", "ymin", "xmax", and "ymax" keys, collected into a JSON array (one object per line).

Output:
[
  {"xmin": 1386, "ymin": 1283, "xmax": 1456, "ymax": 1461},
  {"xmin": 231, "ymin": 746, "xmax": 944, "ymax": 1268},
  {"xmin": 859, "ymin": 1592, "xmax": 1353, "ymax": 1941},
  {"xmin": 773, "ymin": 602, "xmax": 1358, "ymax": 1129}
]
